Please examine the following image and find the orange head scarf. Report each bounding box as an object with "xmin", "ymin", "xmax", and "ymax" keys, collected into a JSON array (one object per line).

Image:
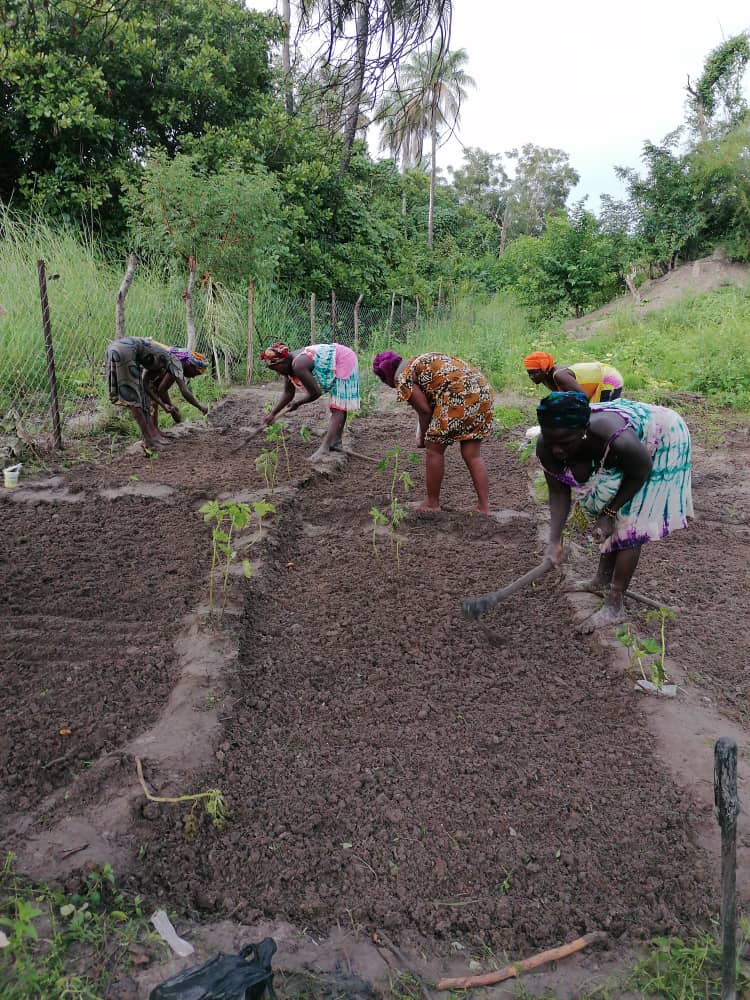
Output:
[{"xmin": 523, "ymin": 351, "xmax": 555, "ymax": 372}]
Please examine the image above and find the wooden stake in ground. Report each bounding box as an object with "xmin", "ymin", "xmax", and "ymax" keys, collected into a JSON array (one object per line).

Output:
[
  {"xmin": 436, "ymin": 931, "xmax": 607, "ymax": 991},
  {"xmin": 715, "ymin": 737, "xmax": 739, "ymax": 1000}
]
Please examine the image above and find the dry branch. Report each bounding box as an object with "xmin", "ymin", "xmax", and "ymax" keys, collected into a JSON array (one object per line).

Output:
[{"xmin": 436, "ymin": 931, "xmax": 607, "ymax": 991}]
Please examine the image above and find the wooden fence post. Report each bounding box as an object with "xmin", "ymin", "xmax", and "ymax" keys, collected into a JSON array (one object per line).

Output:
[
  {"xmin": 310, "ymin": 292, "xmax": 316, "ymax": 341},
  {"xmin": 37, "ymin": 259, "xmax": 63, "ymax": 451},
  {"xmin": 353, "ymin": 292, "xmax": 363, "ymax": 353},
  {"xmin": 185, "ymin": 256, "xmax": 197, "ymax": 353},
  {"xmin": 715, "ymin": 737, "xmax": 739, "ymax": 1000},
  {"xmin": 115, "ymin": 252, "xmax": 138, "ymax": 339},
  {"xmin": 415, "ymin": 295, "xmax": 420, "ymax": 325},
  {"xmin": 331, "ymin": 290, "xmax": 336, "ymax": 339},
  {"xmin": 387, "ymin": 291, "xmax": 395, "ymax": 347},
  {"xmin": 246, "ymin": 279, "xmax": 255, "ymax": 383}
]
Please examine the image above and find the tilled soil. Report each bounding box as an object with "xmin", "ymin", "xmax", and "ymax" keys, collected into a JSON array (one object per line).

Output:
[{"xmin": 2, "ymin": 390, "xmax": 746, "ymax": 965}]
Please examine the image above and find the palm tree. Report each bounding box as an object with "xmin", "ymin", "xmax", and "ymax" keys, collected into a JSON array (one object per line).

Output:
[
  {"xmin": 379, "ymin": 44, "xmax": 474, "ymax": 247},
  {"xmin": 296, "ymin": 0, "xmax": 453, "ymax": 172}
]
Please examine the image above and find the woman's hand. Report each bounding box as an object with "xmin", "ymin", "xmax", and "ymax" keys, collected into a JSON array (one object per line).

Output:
[
  {"xmin": 545, "ymin": 539, "xmax": 564, "ymax": 567},
  {"xmin": 592, "ymin": 513, "xmax": 615, "ymax": 544},
  {"xmin": 285, "ymin": 399, "xmax": 302, "ymax": 413},
  {"xmin": 162, "ymin": 402, "xmax": 179, "ymax": 417},
  {"xmin": 199, "ymin": 404, "xmax": 209, "ymax": 416}
]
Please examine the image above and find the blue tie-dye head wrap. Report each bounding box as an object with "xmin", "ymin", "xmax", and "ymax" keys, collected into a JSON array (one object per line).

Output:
[{"xmin": 537, "ymin": 391, "xmax": 590, "ymax": 429}]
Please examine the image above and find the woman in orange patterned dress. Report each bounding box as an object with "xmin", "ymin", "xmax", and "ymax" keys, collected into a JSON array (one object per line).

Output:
[{"xmin": 373, "ymin": 351, "xmax": 494, "ymax": 513}]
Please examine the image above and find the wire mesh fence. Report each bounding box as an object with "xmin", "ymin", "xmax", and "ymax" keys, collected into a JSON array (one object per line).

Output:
[{"xmin": 0, "ymin": 257, "xmax": 428, "ymax": 451}]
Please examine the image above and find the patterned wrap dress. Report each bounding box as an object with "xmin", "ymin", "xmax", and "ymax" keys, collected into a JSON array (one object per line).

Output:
[
  {"xmin": 397, "ymin": 353, "xmax": 494, "ymax": 444},
  {"xmin": 291, "ymin": 343, "xmax": 360, "ymax": 411},
  {"xmin": 106, "ymin": 337, "xmax": 184, "ymax": 416},
  {"xmin": 544, "ymin": 399, "xmax": 693, "ymax": 553}
]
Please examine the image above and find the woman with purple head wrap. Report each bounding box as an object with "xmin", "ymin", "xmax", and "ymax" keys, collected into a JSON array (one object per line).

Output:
[
  {"xmin": 143, "ymin": 347, "xmax": 210, "ymax": 430},
  {"xmin": 372, "ymin": 350, "xmax": 494, "ymax": 513}
]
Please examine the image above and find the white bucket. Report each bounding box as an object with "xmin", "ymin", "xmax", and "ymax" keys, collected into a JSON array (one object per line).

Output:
[
  {"xmin": 525, "ymin": 425, "xmax": 541, "ymax": 439},
  {"xmin": 3, "ymin": 463, "xmax": 22, "ymax": 488}
]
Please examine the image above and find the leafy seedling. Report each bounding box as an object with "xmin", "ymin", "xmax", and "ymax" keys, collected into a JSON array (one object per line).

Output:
[{"xmin": 199, "ymin": 499, "xmax": 254, "ymax": 619}]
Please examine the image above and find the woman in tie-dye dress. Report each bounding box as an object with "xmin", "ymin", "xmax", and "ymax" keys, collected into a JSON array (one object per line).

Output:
[
  {"xmin": 260, "ymin": 342, "xmax": 360, "ymax": 460},
  {"xmin": 535, "ymin": 391, "xmax": 692, "ymax": 633}
]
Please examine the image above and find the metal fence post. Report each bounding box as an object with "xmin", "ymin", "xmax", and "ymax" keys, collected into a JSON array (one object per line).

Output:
[
  {"xmin": 310, "ymin": 292, "xmax": 316, "ymax": 342},
  {"xmin": 36, "ymin": 259, "xmax": 63, "ymax": 450},
  {"xmin": 714, "ymin": 737, "xmax": 739, "ymax": 1000}
]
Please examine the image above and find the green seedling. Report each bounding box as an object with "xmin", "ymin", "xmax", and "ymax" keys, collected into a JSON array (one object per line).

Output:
[
  {"xmin": 300, "ymin": 425, "xmax": 312, "ymax": 444},
  {"xmin": 371, "ymin": 447, "xmax": 421, "ymax": 567},
  {"xmin": 252, "ymin": 499, "xmax": 276, "ymax": 538},
  {"xmin": 255, "ymin": 448, "xmax": 279, "ymax": 490},
  {"xmin": 615, "ymin": 607, "xmax": 676, "ymax": 690},
  {"xmin": 265, "ymin": 420, "xmax": 290, "ymax": 477},
  {"xmin": 199, "ymin": 499, "xmax": 254, "ymax": 618}
]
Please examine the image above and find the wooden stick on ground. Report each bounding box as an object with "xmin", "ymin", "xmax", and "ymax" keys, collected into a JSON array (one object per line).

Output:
[{"xmin": 436, "ymin": 931, "xmax": 607, "ymax": 991}]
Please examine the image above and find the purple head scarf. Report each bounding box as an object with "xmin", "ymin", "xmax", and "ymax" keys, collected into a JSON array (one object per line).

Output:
[{"xmin": 372, "ymin": 351, "xmax": 403, "ymax": 386}]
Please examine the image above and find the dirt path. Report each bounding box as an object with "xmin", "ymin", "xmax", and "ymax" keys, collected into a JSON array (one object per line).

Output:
[{"xmin": 1, "ymin": 389, "xmax": 748, "ymax": 997}]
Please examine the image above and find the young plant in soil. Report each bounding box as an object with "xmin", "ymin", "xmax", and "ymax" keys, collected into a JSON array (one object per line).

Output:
[
  {"xmin": 252, "ymin": 499, "xmax": 276, "ymax": 539},
  {"xmin": 615, "ymin": 607, "xmax": 676, "ymax": 690},
  {"xmin": 371, "ymin": 447, "xmax": 420, "ymax": 568},
  {"xmin": 264, "ymin": 420, "xmax": 290, "ymax": 478},
  {"xmin": 199, "ymin": 499, "xmax": 253, "ymax": 618}
]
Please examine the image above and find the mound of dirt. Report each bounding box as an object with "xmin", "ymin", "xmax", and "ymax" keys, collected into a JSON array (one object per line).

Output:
[{"xmin": 566, "ymin": 255, "xmax": 750, "ymax": 338}]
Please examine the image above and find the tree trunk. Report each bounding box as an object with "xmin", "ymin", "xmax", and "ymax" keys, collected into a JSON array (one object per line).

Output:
[
  {"xmin": 281, "ymin": 0, "xmax": 294, "ymax": 115},
  {"xmin": 428, "ymin": 114, "xmax": 437, "ymax": 250},
  {"xmin": 340, "ymin": 0, "xmax": 369, "ymax": 173}
]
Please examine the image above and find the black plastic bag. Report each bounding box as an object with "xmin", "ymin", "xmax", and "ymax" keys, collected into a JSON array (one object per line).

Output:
[{"xmin": 149, "ymin": 937, "xmax": 277, "ymax": 1000}]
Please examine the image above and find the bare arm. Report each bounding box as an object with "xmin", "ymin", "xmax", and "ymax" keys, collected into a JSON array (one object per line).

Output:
[
  {"xmin": 174, "ymin": 377, "xmax": 208, "ymax": 415},
  {"xmin": 286, "ymin": 355, "xmax": 322, "ymax": 410},
  {"xmin": 552, "ymin": 368, "xmax": 585, "ymax": 394},
  {"xmin": 536, "ymin": 439, "xmax": 571, "ymax": 566},
  {"xmin": 405, "ymin": 384, "xmax": 433, "ymax": 446},
  {"xmin": 265, "ymin": 377, "xmax": 296, "ymax": 423}
]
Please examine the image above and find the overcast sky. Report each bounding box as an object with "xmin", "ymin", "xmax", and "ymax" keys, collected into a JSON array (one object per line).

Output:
[{"xmin": 247, "ymin": 0, "xmax": 750, "ymax": 210}]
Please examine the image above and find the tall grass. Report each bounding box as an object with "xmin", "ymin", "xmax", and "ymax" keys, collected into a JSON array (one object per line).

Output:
[{"xmin": 371, "ymin": 285, "xmax": 750, "ymax": 411}]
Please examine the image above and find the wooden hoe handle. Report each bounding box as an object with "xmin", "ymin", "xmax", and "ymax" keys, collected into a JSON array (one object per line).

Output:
[
  {"xmin": 436, "ymin": 930, "xmax": 607, "ymax": 991},
  {"xmin": 462, "ymin": 558, "xmax": 554, "ymax": 620}
]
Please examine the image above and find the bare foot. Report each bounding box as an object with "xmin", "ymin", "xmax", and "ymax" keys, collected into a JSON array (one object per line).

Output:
[
  {"xmin": 309, "ymin": 448, "xmax": 335, "ymax": 463},
  {"xmin": 473, "ymin": 505, "xmax": 492, "ymax": 515},
  {"xmin": 411, "ymin": 499, "xmax": 441, "ymax": 512},
  {"xmin": 564, "ymin": 578, "xmax": 608, "ymax": 596},
  {"xmin": 577, "ymin": 604, "xmax": 627, "ymax": 634}
]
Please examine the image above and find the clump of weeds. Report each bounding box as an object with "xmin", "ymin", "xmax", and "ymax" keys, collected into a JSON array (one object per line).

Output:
[
  {"xmin": 0, "ymin": 853, "xmax": 154, "ymax": 998},
  {"xmin": 632, "ymin": 919, "xmax": 750, "ymax": 997}
]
